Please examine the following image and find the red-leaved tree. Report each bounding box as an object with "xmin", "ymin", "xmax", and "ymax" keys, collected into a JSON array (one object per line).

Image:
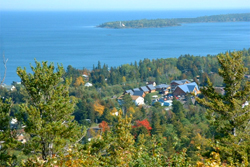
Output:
[
  {"xmin": 132, "ymin": 119, "xmax": 152, "ymax": 135},
  {"xmin": 99, "ymin": 121, "xmax": 110, "ymax": 132}
]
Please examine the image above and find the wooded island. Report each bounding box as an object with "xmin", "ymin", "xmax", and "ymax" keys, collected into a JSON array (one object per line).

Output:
[{"xmin": 97, "ymin": 13, "xmax": 250, "ymax": 29}]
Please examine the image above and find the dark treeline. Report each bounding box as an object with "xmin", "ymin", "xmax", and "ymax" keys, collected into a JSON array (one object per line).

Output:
[
  {"xmin": 98, "ymin": 13, "xmax": 250, "ymax": 29},
  {"xmin": 86, "ymin": 48, "xmax": 250, "ymax": 87}
]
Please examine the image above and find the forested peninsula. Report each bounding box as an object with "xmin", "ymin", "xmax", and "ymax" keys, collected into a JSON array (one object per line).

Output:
[{"xmin": 97, "ymin": 13, "xmax": 250, "ymax": 29}]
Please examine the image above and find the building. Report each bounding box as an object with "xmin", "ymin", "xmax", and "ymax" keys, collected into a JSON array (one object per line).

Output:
[
  {"xmin": 133, "ymin": 88, "xmax": 140, "ymax": 92},
  {"xmin": 133, "ymin": 90, "xmax": 146, "ymax": 97},
  {"xmin": 123, "ymin": 90, "xmax": 134, "ymax": 95},
  {"xmin": 146, "ymin": 81, "xmax": 156, "ymax": 86},
  {"xmin": 161, "ymin": 88, "xmax": 170, "ymax": 95},
  {"xmin": 84, "ymin": 82, "xmax": 93, "ymax": 87},
  {"xmin": 173, "ymin": 82, "xmax": 200, "ymax": 96},
  {"xmin": 140, "ymin": 86, "xmax": 150, "ymax": 94},
  {"xmin": 131, "ymin": 95, "xmax": 145, "ymax": 106},
  {"xmin": 155, "ymin": 84, "xmax": 170, "ymax": 91},
  {"xmin": 170, "ymin": 79, "xmax": 190, "ymax": 92},
  {"xmin": 146, "ymin": 84, "xmax": 156, "ymax": 93}
]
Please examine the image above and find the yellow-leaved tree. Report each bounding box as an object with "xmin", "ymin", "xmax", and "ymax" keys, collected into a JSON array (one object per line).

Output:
[
  {"xmin": 93, "ymin": 101, "xmax": 105, "ymax": 115},
  {"xmin": 74, "ymin": 76, "xmax": 85, "ymax": 87}
]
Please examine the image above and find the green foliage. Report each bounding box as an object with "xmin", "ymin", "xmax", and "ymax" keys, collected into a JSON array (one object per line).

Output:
[
  {"xmin": 122, "ymin": 94, "xmax": 135, "ymax": 114},
  {"xmin": 196, "ymin": 51, "xmax": 250, "ymax": 165},
  {"xmin": 151, "ymin": 110, "xmax": 163, "ymax": 135},
  {"xmin": 51, "ymin": 112, "xmax": 193, "ymax": 166},
  {"xmin": 17, "ymin": 60, "xmax": 83, "ymax": 162},
  {"xmin": 144, "ymin": 93, "xmax": 152, "ymax": 105},
  {"xmin": 0, "ymin": 98, "xmax": 19, "ymax": 166},
  {"xmin": 2, "ymin": 49, "xmax": 250, "ymax": 166}
]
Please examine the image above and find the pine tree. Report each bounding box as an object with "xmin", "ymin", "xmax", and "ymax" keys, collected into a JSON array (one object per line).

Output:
[
  {"xmin": 196, "ymin": 51, "xmax": 250, "ymax": 165},
  {"xmin": 0, "ymin": 98, "xmax": 18, "ymax": 166},
  {"xmin": 151, "ymin": 110, "xmax": 163, "ymax": 135},
  {"xmin": 17, "ymin": 60, "xmax": 83, "ymax": 162}
]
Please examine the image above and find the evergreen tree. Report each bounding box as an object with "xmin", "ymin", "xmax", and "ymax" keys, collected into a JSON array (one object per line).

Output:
[
  {"xmin": 17, "ymin": 61, "xmax": 83, "ymax": 162},
  {"xmin": 144, "ymin": 93, "xmax": 152, "ymax": 105},
  {"xmin": 151, "ymin": 109, "xmax": 163, "ymax": 135},
  {"xmin": 0, "ymin": 98, "xmax": 18, "ymax": 166},
  {"xmin": 196, "ymin": 51, "xmax": 250, "ymax": 165},
  {"xmin": 122, "ymin": 94, "xmax": 134, "ymax": 114},
  {"xmin": 172, "ymin": 98, "xmax": 185, "ymax": 120}
]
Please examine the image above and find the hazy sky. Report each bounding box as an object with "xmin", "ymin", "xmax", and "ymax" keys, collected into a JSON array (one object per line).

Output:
[{"xmin": 1, "ymin": 0, "xmax": 250, "ymax": 11}]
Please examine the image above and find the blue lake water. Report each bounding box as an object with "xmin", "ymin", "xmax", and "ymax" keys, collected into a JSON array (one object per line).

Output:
[{"xmin": 0, "ymin": 10, "xmax": 250, "ymax": 84}]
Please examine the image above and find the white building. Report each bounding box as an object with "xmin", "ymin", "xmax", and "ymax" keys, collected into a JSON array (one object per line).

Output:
[
  {"xmin": 131, "ymin": 96, "xmax": 144, "ymax": 106},
  {"xmin": 84, "ymin": 82, "xmax": 93, "ymax": 87}
]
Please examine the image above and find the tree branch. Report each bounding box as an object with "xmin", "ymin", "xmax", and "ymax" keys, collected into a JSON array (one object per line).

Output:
[{"xmin": 0, "ymin": 53, "xmax": 8, "ymax": 85}]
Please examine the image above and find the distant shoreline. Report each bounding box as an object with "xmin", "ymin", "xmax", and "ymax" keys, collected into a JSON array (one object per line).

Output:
[{"xmin": 97, "ymin": 13, "xmax": 250, "ymax": 29}]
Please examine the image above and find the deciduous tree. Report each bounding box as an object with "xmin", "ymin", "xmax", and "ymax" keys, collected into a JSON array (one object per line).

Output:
[
  {"xmin": 93, "ymin": 101, "xmax": 105, "ymax": 115},
  {"xmin": 73, "ymin": 76, "xmax": 85, "ymax": 87}
]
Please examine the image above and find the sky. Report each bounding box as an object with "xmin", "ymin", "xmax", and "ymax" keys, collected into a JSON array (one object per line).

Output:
[{"xmin": 0, "ymin": 0, "xmax": 250, "ymax": 11}]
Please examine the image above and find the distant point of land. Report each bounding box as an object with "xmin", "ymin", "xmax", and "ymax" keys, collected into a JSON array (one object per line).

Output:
[{"xmin": 97, "ymin": 13, "xmax": 250, "ymax": 29}]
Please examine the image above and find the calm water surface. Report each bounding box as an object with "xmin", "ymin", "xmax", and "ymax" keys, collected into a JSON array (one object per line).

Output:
[{"xmin": 0, "ymin": 10, "xmax": 250, "ymax": 84}]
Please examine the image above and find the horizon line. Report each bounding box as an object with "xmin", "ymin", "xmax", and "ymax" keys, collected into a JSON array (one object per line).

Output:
[{"xmin": 0, "ymin": 8, "xmax": 250, "ymax": 12}]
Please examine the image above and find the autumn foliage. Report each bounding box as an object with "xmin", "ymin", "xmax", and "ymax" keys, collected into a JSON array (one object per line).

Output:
[
  {"xmin": 74, "ymin": 76, "xmax": 85, "ymax": 87},
  {"xmin": 99, "ymin": 121, "xmax": 110, "ymax": 132},
  {"xmin": 132, "ymin": 119, "xmax": 152, "ymax": 134},
  {"xmin": 93, "ymin": 101, "xmax": 105, "ymax": 115}
]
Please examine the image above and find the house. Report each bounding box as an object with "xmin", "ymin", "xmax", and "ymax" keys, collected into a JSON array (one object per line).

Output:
[
  {"xmin": 131, "ymin": 95, "xmax": 144, "ymax": 106},
  {"xmin": 161, "ymin": 88, "xmax": 169, "ymax": 95},
  {"xmin": 84, "ymin": 82, "xmax": 93, "ymax": 87},
  {"xmin": 171, "ymin": 79, "xmax": 190, "ymax": 91},
  {"xmin": 146, "ymin": 81, "xmax": 156, "ymax": 86},
  {"xmin": 133, "ymin": 90, "xmax": 146, "ymax": 97},
  {"xmin": 133, "ymin": 88, "xmax": 140, "ymax": 92},
  {"xmin": 155, "ymin": 84, "xmax": 170, "ymax": 91},
  {"xmin": 146, "ymin": 84, "xmax": 156, "ymax": 93},
  {"xmin": 118, "ymin": 94, "xmax": 144, "ymax": 106},
  {"xmin": 123, "ymin": 90, "xmax": 134, "ymax": 95},
  {"xmin": 140, "ymin": 86, "xmax": 150, "ymax": 94},
  {"xmin": 173, "ymin": 82, "xmax": 200, "ymax": 96}
]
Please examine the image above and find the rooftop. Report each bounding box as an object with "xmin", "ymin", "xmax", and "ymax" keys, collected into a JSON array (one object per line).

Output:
[
  {"xmin": 177, "ymin": 82, "xmax": 199, "ymax": 93},
  {"xmin": 140, "ymin": 86, "xmax": 149, "ymax": 92}
]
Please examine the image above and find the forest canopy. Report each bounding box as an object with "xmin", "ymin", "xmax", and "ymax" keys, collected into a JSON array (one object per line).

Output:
[{"xmin": 1, "ymin": 49, "xmax": 250, "ymax": 166}]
